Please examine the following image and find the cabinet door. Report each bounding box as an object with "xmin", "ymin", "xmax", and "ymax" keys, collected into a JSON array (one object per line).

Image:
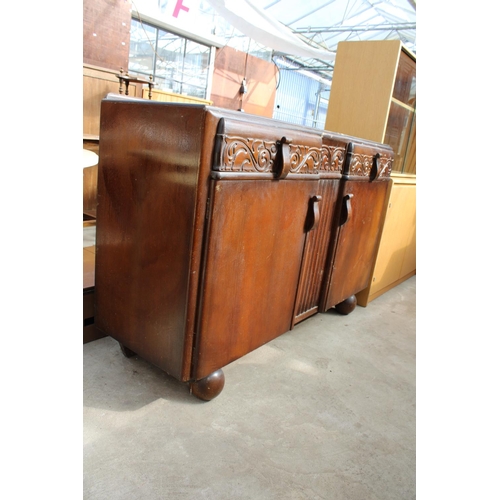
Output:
[
  {"xmin": 322, "ymin": 180, "xmax": 391, "ymax": 311},
  {"xmin": 193, "ymin": 178, "xmax": 320, "ymax": 380},
  {"xmin": 368, "ymin": 182, "xmax": 416, "ymax": 296},
  {"xmin": 293, "ymin": 178, "xmax": 341, "ymax": 325}
]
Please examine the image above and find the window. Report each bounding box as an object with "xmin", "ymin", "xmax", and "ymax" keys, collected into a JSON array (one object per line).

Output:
[
  {"xmin": 273, "ymin": 57, "xmax": 331, "ymax": 129},
  {"xmin": 129, "ymin": 18, "xmax": 212, "ymax": 99}
]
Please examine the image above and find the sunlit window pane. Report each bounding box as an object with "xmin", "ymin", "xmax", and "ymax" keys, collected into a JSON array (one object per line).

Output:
[
  {"xmin": 129, "ymin": 18, "xmax": 211, "ymax": 99},
  {"xmin": 129, "ymin": 20, "xmax": 156, "ymax": 76}
]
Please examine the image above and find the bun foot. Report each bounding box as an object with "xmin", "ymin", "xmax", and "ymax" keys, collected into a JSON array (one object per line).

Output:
[
  {"xmin": 189, "ymin": 369, "xmax": 225, "ymax": 401},
  {"xmin": 335, "ymin": 295, "xmax": 357, "ymax": 315},
  {"xmin": 119, "ymin": 342, "xmax": 136, "ymax": 358}
]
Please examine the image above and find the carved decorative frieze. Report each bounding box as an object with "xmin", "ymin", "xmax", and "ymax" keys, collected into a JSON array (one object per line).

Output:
[
  {"xmin": 288, "ymin": 145, "xmax": 322, "ymax": 174},
  {"xmin": 215, "ymin": 135, "xmax": 322, "ymax": 174},
  {"xmin": 348, "ymin": 152, "xmax": 393, "ymax": 178},
  {"xmin": 321, "ymin": 145, "xmax": 345, "ymax": 173},
  {"xmin": 216, "ymin": 135, "xmax": 277, "ymax": 172}
]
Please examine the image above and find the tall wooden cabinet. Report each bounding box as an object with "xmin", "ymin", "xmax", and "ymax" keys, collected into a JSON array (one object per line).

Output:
[{"xmin": 325, "ymin": 40, "xmax": 416, "ymax": 305}]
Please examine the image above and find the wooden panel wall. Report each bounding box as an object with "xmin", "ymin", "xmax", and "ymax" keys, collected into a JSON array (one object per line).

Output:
[
  {"xmin": 144, "ymin": 88, "xmax": 213, "ymax": 105},
  {"xmin": 83, "ymin": 0, "xmax": 132, "ymax": 70},
  {"xmin": 210, "ymin": 46, "xmax": 278, "ymax": 118},
  {"xmin": 83, "ymin": 64, "xmax": 143, "ymax": 136}
]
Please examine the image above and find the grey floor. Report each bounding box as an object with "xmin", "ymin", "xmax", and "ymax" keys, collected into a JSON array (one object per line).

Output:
[{"xmin": 83, "ymin": 276, "xmax": 416, "ymax": 500}]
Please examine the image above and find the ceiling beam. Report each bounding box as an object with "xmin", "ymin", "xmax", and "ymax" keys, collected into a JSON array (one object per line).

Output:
[
  {"xmin": 293, "ymin": 23, "xmax": 416, "ymax": 33},
  {"xmin": 287, "ymin": 0, "xmax": 336, "ymax": 25},
  {"xmin": 263, "ymin": 0, "xmax": 282, "ymax": 9}
]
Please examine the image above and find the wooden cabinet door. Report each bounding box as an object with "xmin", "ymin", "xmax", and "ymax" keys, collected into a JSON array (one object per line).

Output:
[
  {"xmin": 193, "ymin": 178, "xmax": 320, "ymax": 380},
  {"xmin": 321, "ymin": 180, "xmax": 391, "ymax": 311},
  {"xmin": 293, "ymin": 178, "xmax": 341, "ymax": 325},
  {"xmin": 368, "ymin": 182, "xmax": 416, "ymax": 296}
]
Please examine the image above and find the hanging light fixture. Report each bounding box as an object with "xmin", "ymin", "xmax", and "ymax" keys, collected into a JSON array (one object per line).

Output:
[{"xmin": 239, "ymin": 78, "xmax": 248, "ymax": 94}]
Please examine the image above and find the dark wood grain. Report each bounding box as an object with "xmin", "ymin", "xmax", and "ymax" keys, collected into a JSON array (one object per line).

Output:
[
  {"xmin": 94, "ymin": 96, "xmax": 394, "ymax": 399},
  {"xmin": 293, "ymin": 179, "xmax": 340, "ymax": 325},
  {"xmin": 321, "ymin": 179, "xmax": 391, "ymax": 311},
  {"xmin": 193, "ymin": 178, "xmax": 318, "ymax": 380},
  {"xmin": 95, "ymin": 99, "xmax": 209, "ymax": 380}
]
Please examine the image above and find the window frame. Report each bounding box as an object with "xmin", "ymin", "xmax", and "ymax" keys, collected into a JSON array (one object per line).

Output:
[{"xmin": 129, "ymin": 16, "xmax": 215, "ymax": 100}]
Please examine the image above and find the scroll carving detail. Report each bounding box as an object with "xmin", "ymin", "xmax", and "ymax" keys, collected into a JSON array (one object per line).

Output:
[
  {"xmin": 288, "ymin": 145, "xmax": 322, "ymax": 174},
  {"xmin": 216, "ymin": 135, "xmax": 322, "ymax": 174},
  {"xmin": 349, "ymin": 152, "xmax": 393, "ymax": 178},
  {"xmin": 217, "ymin": 135, "xmax": 277, "ymax": 172},
  {"xmin": 321, "ymin": 145, "xmax": 345, "ymax": 173}
]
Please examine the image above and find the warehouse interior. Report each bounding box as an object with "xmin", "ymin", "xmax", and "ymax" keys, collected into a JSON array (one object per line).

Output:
[{"xmin": 4, "ymin": 1, "xmax": 499, "ymax": 499}]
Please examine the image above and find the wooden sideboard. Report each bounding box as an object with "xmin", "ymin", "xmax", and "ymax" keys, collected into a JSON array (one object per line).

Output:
[{"xmin": 94, "ymin": 95, "xmax": 393, "ymax": 400}]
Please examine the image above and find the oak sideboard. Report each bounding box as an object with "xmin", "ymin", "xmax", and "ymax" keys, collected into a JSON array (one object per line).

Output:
[{"xmin": 94, "ymin": 95, "xmax": 393, "ymax": 400}]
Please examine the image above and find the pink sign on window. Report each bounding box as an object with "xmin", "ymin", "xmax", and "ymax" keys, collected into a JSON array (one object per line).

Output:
[{"xmin": 173, "ymin": 0, "xmax": 190, "ymax": 18}]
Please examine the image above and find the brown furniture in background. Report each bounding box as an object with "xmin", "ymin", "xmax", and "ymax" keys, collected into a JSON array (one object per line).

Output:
[
  {"xmin": 84, "ymin": 64, "xmax": 148, "ymax": 137},
  {"xmin": 83, "ymin": 221, "xmax": 107, "ymax": 344},
  {"xmin": 144, "ymin": 87, "xmax": 213, "ymax": 105},
  {"xmin": 94, "ymin": 96, "xmax": 393, "ymax": 400},
  {"xmin": 210, "ymin": 45, "xmax": 278, "ymax": 117},
  {"xmin": 116, "ymin": 68, "xmax": 155, "ymax": 99},
  {"xmin": 83, "ymin": 244, "xmax": 97, "ymax": 343}
]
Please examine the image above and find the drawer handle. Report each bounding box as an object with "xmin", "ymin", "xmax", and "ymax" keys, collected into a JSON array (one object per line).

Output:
[
  {"xmin": 370, "ymin": 153, "xmax": 381, "ymax": 181},
  {"xmin": 275, "ymin": 136, "xmax": 292, "ymax": 179},
  {"xmin": 305, "ymin": 195, "xmax": 322, "ymax": 232},
  {"xmin": 339, "ymin": 194, "xmax": 353, "ymax": 227}
]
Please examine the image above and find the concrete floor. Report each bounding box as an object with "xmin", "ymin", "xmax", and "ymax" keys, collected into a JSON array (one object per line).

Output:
[{"xmin": 83, "ymin": 276, "xmax": 416, "ymax": 500}]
